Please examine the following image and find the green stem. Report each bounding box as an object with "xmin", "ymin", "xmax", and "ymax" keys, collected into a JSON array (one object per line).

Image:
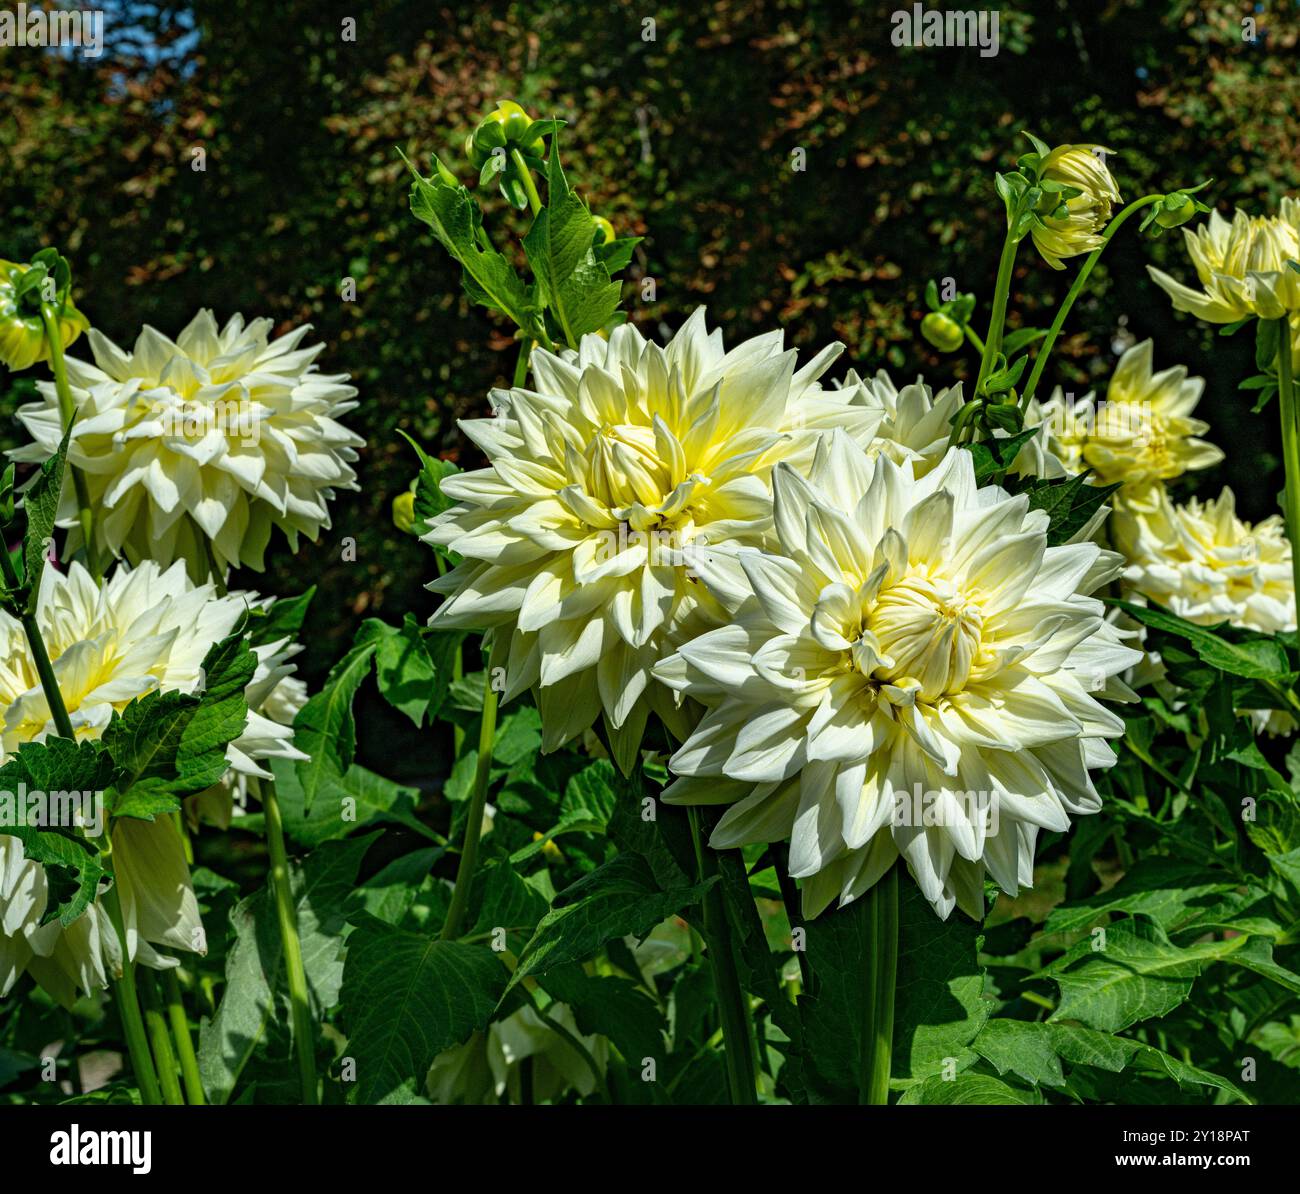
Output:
[
  {"xmin": 138, "ymin": 970, "xmax": 184, "ymax": 1105},
  {"xmin": 102, "ymin": 882, "xmax": 163, "ymax": 1106},
  {"xmin": 1273, "ymin": 318, "xmax": 1300, "ymax": 612},
  {"xmin": 263, "ymin": 778, "xmax": 318, "ymax": 1105},
  {"xmin": 1020, "ymin": 194, "xmax": 1164, "ymax": 410},
  {"xmin": 0, "ymin": 549, "xmax": 75, "ymax": 739},
  {"xmin": 862, "ymin": 864, "xmax": 899, "ymax": 1105},
  {"xmin": 511, "ymin": 148, "xmax": 544, "ymax": 218},
  {"xmin": 513, "ymin": 336, "xmax": 532, "ymax": 388},
  {"xmin": 164, "ymin": 969, "xmax": 206, "ymax": 1105},
  {"xmin": 974, "ymin": 229, "xmax": 1021, "ymax": 397},
  {"xmin": 688, "ymin": 808, "xmax": 758, "ymax": 1105},
  {"xmin": 962, "ymin": 323, "xmax": 987, "ymax": 355},
  {"xmin": 38, "ymin": 303, "xmax": 99, "ymax": 580},
  {"xmin": 441, "ymin": 678, "xmax": 499, "ymax": 941}
]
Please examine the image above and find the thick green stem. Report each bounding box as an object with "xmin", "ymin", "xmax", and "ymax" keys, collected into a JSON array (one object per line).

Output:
[
  {"xmin": 164, "ymin": 969, "xmax": 206, "ymax": 1105},
  {"xmin": 1274, "ymin": 318, "xmax": 1300, "ymax": 611},
  {"xmin": 0, "ymin": 550, "xmax": 74, "ymax": 738},
  {"xmin": 102, "ymin": 882, "xmax": 164, "ymax": 1106},
  {"xmin": 441, "ymin": 678, "xmax": 499, "ymax": 941},
  {"xmin": 862, "ymin": 864, "xmax": 899, "ymax": 1105},
  {"xmin": 1019, "ymin": 194, "xmax": 1164, "ymax": 410},
  {"xmin": 974, "ymin": 231, "xmax": 1021, "ymax": 397},
  {"xmin": 139, "ymin": 969, "xmax": 184, "ymax": 1105},
  {"xmin": 263, "ymin": 778, "xmax": 318, "ymax": 1105},
  {"xmin": 511, "ymin": 148, "xmax": 544, "ymax": 218},
  {"xmin": 38, "ymin": 304, "xmax": 99, "ymax": 580},
  {"xmin": 689, "ymin": 808, "xmax": 758, "ymax": 1105}
]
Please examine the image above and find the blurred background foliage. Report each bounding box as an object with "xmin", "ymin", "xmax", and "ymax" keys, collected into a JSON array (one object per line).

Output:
[{"xmin": 2, "ymin": 0, "xmax": 1298, "ymax": 691}]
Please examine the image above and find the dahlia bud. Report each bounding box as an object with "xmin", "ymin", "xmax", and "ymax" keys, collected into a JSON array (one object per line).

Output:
[
  {"xmin": 921, "ymin": 311, "xmax": 964, "ymax": 353},
  {"xmin": 1030, "ymin": 144, "xmax": 1121, "ymax": 270},
  {"xmin": 591, "ymin": 216, "xmax": 615, "ymax": 245},
  {"xmin": 464, "ymin": 100, "xmax": 541, "ymax": 170},
  {"xmin": 0, "ymin": 258, "xmax": 90, "ymax": 372},
  {"xmin": 392, "ymin": 489, "xmax": 417, "ymax": 534},
  {"xmin": 1154, "ymin": 192, "xmax": 1196, "ymax": 230}
]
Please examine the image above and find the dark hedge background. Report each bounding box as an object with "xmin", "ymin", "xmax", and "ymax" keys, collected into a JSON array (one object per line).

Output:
[{"xmin": 3, "ymin": 0, "xmax": 1297, "ymax": 702}]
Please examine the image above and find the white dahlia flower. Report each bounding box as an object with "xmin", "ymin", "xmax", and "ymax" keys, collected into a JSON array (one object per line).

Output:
[
  {"xmin": 1113, "ymin": 486, "xmax": 1295, "ymax": 635},
  {"xmin": 0, "ymin": 560, "xmax": 304, "ymax": 1005},
  {"xmin": 848, "ymin": 368, "xmax": 1063, "ymax": 481},
  {"xmin": 1148, "ymin": 200, "xmax": 1300, "ymax": 323},
  {"xmin": 425, "ymin": 1002, "xmax": 607, "ymax": 1104},
  {"xmin": 1030, "ymin": 144, "xmax": 1122, "ymax": 270},
  {"xmin": 654, "ymin": 434, "xmax": 1142, "ymax": 919},
  {"xmin": 1025, "ymin": 340, "xmax": 1222, "ymax": 499},
  {"xmin": 425, "ymin": 309, "xmax": 884, "ymax": 771},
  {"xmin": 8, "ymin": 310, "xmax": 364, "ymax": 576}
]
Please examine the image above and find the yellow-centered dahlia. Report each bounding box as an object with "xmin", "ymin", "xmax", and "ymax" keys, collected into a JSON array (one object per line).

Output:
[
  {"xmin": 1031, "ymin": 145, "xmax": 1121, "ymax": 270},
  {"xmin": 1026, "ymin": 340, "xmax": 1222, "ymax": 499},
  {"xmin": 425, "ymin": 309, "xmax": 883, "ymax": 771},
  {"xmin": 1114, "ymin": 486, "xmax": 1295, "ymax": 635},
  {"xmin": 8, "ymin": 310, "xmax": 364, "ymax": 577},
  {"xmin": 1148, "ymin": 199, "xmax": 1300, "ymax": 322},
  {"xmin": 0, "ymin": 560, "xmax": 305, "ymax": 1005},
  {"xmin": 654, "ymin": 434, "xmax": 1141, "ymax": 919},
  {"xmin": 849, "ymin": 368, "xmax": 1063, "ymax": 481}
]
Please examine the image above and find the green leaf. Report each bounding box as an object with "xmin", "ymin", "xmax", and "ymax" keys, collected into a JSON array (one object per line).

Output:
[
  {"xmin": 406, "ymin": 162, "xmax": 544, "ymax": 340},
  {"xmin": 509, "ymin": 853, "xmax": 714, "ymax": 987},
  {"xmin": 537, "ymin": 965, "xmax": 667, "ymax": 1067},
  {"xmin": 198, "ymin": 833, "xmax": 377, "ymax": 1103},
  {"xmin": 372, "ymin": 615, "xmax": 442, "ymax": 728},
  {"xmin": 292, "ymin": 625, "xmax": 380, "ymax": 812},
  {"xmin": 522, "ymin": 134, "xmax": 623, "ymax": 347},
  {"xmin": 339, "ymin": 917, "xmax": 507, "ymax": 1104},
  {"xmin": 1023, "ymin": 472, "xmax": 1120, "ymax": 546},
  {"xmin": 961, "ymin": 427, "xmax": 1038, "ymax": 482},
  {"xmin": 250, "ymin": 588, "xmax": 315, "ymax": 648},
  {"xmin": 399, "ymin": 431, "xmax": 460, "ymax": 552},
  {"xmin": 1040, "ymin": 915, "xmax": 1264, "ymax": 1032},
  {"xmin": 899, "ymin": 1072, "xmax": 1041, "ymax": 1104},
  {"xmin": 103, "ymin": 625, "xmax": 257, "ymax": 803},
  {"xmin": 1109, "ymin": 599, "xmax": 1292, "ymax": 680}
]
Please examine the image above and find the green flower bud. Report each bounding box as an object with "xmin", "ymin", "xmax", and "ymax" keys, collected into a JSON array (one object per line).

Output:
[
  {"xmin": 1154, "ymin": 192, "xmax": 1196, "ymax": 230},
  {"xmin": 392, "ymin": 489, "xmax": 417, "ymax": 534},
  {"xmin": 0, "ymin": 259, "xmax": 89, "ymax": 373},
  {"xmin": 921, "ymin": 311, "xmax": 964, "ymax": 353},
  {"xmin": 464, "ymin": 100, "xmax": 536, "ymax": 170},
  {"xmin": 592, "ymin": 216, "xmax": 615, "ymax": 245}
]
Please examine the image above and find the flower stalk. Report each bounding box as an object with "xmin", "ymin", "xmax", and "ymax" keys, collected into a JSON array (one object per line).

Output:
[
  {"xmin": 38, "ymin": 303, "xmax": 99, "ymax": 580},
  {"xmin": 164, "ymin": 969, "xmax": 206, "ymax": 1105},
  {"xmin": 1020, "ymin": 194, "xmax": 1164, "ymax": 410},
  {"xmin": 1274, "ymin": 317, "xmax": 1300, "ymax": 608},
  {"xmin": 262, "ymin": 778, "xmax": 319, "ymax": 1105},
  {"xmin": 102, "ymin": 880, "xmax": 164, "ymax": 1107},
  {"xmin": 688, "ymin": 807, "xmax": 758, "ymax": 1106},
  {"xmin": 441, "ymin": 677, "xmax": 499, "ymax": 941},
  {"xmin": 861, "ymin": 864, "xmax": 899, "ymax": 1105},
  {"xmin": 139, "ymin": 969, "xmax": 185, "ymax": 1105}
]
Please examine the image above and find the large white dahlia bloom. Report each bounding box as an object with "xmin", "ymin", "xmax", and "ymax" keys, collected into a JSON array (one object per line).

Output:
[
  {"xmin": 8, "ymin": 310, "xmax": 364, "ymax": 576},
  {"xmin": 654, "ymin": 434, "xmax": 1142, "ymax": 919},
  {"xmin": 425, "ymin": 309, "xmax": 884, "ymax": 770},
  {"xmin": 0, "ymin": 560, "xmax": 304, "ymax": 1005}
]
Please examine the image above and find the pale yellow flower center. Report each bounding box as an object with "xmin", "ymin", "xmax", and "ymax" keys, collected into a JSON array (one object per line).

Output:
[
  {"xmin": 583, "ymin": 423, "xmax": 672, "ymax": 512},
  {"xmin": 866, "ymin": 575, "xmax": 984, "ymax": 701}
]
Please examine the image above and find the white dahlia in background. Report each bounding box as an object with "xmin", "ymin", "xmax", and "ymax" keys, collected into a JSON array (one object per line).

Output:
[
  {"xmin": 0, "ymin": 560, "xmax": 305, "ymax": 1006},
  {"xmin": 1113, "ymin": 487, "xmax": 1295, "ymax": 635},
  {"xmin": 425, "ymin": 309, "xmax": 885, "ymax": 771},
  {"xmin": 426, "ymin": 1003, "xmax": 607, "ymax": 1104},
  {"xmin": 846, "ymin": 369, "xmax": 1063, "ymax": 481},
  {"xmin": 8, "ymin": 310, "xmax": 364, "ymax": 577},
  {"xmin": 654, "ymin": 433, "xmax": 1142, "ymax": 919},
  {"xmin": 1148, "ymin": 200, "xmax": 1300, "ymax": 323},
  {"xmin": 1025, "ymin": 340, "xmax": 1222, "ymax": 502}
]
